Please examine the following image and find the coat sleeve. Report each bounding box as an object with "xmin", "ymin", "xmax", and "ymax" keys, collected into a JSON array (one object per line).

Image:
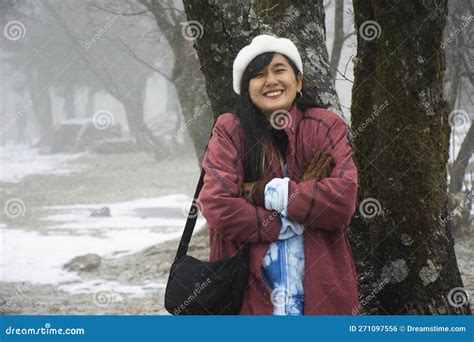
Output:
[
  {"xmin": 198, "ymin": 113, "xmax": 281, "ymax": 243},
  {"xmin": 286, "ymin": 114, "xmax": 358, "ymax": 231}
]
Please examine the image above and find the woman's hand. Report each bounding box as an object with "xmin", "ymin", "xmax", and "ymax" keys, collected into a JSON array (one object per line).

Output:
[
  {"xmin": 242, "ymin": 180, "xmax": 267, "ymax": 206},
  {"xmin": 242, "ymin": 182, "xmax": 255, "ymax": 203},
  {"xmin": 242, "ymin": 150, "xmax": 333, "ymax": 205},
  {"xmin": 302, "ymin": 151, "xmax": 334, "ymax": 181}
]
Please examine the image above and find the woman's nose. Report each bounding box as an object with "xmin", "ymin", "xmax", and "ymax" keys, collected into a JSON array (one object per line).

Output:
[{"xmin": 264, "ymin": 72, "xmax": 278, "ymax": 86}]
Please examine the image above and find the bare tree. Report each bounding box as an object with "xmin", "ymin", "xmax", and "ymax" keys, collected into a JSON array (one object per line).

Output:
[{"xmin": 444, "ymin": 0, "xmax": 474, "ymax": 194}]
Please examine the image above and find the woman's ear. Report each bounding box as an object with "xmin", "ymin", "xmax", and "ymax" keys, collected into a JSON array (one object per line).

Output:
[{"xmin": 297, "ymin": 73, "xmax": 303, "ymax": 92}]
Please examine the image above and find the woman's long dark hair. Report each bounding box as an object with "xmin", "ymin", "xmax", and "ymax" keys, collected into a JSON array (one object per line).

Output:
[{"xmin": 235, "ymin": 52, "xmax": 326, "ymax": 182}]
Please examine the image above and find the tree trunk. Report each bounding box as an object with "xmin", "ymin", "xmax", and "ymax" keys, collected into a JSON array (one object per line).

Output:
[
  {"xmin": 444, "ymin": 0, "xmax": 474, "ymax": 194},
  {"xmin": 27, "ymin": 69, "xmax": 53, "ymax": 141},
  {"xmin": 182, "ymin": 0, "xmax": 343, "ymax": 119},
  {"xmin": 351, "ymin": 0, "xmax": 471, "ymax": 314},
  {"xmin": 138, "ymin": 0, "xmax": 214, "ymax": 164},
  {"xmin": 449, "ymin": 123, "xmax": 473, "ymax": 193},
  {"xmin": 329, "ymin": 0, "xmax": 344, "ymax": 84},
  {"xmin": 85, "ymin": 88, "xmax": 96, "ymax": 118},
  {"xmin": 62, "ymin": 86, "xmax": 76, "ymax": 120}
]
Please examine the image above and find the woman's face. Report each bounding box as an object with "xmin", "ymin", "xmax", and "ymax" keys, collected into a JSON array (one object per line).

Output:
[{"xmin": 248, "ymin": 53, "xmax": 302, "ymax": 119}]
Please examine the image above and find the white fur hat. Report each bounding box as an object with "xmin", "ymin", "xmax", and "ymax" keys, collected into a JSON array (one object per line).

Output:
[{"xmin": 232, "ymin": 34, "xmax": 303, "ymax": 95}]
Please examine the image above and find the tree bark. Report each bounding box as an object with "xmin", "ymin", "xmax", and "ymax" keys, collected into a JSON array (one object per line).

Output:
[
  {"xmin": 182, "ymin": 0, "xmax": 344, "ymax": 119},
  {"xmin": 351, "ymin": 0, "xmax": 471, "ymax": 314}
]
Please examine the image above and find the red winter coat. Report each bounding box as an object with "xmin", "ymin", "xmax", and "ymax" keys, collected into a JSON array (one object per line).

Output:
[{"xmin": 198, "ymin": 103, "xmax": 359, "ymax": 315}]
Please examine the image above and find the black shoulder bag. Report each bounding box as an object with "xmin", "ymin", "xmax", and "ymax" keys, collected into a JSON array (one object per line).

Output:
[{"xmin": 164, "ymin": 123, "xmax": 250, "ymax": 315}]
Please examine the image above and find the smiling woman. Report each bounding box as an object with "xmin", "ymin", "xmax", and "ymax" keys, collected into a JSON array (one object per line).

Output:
[
  {"xmin": 198, "ymin": 34, "xmax": 359, "ymax": 315},
  {"xmin": 248, "ymin": 54, "xmax": 302, "ymax": 119}
]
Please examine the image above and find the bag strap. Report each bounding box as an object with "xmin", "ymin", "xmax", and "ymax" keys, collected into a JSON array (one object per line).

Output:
[{"xmin": 174, "ymin": 117, "xmax": 250, "ymax": 261}]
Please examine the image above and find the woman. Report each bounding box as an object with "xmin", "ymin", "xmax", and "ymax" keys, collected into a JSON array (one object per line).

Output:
[{"xmin": 198, "ymin": 35, "xmax": 359, "ymax": 315}]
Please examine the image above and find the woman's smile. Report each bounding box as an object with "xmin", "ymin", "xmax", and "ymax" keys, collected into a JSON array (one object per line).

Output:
[{"xmin": 263, "ymin": 89, "xmax": 284, "ymax": 99}]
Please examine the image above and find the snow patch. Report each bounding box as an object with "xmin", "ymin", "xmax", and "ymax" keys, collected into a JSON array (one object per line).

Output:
[{"xmin": 0, "ymin": 146, "xmax": 86, "ymax": 183}]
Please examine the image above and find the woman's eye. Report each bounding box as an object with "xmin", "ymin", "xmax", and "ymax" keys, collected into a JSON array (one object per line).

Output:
[{"xmin": 276, "ymin": 69, "xmax": 285, "ymax": 73}]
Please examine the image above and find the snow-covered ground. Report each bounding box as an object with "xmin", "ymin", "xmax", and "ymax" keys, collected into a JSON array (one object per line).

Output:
[
  {"xmin": 1, "ymin": 195, "xmax": 205, "ymax": 291},
  {"xmin": 0, "ymin": 145, "xmax": 87, "ymax": 183}
]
